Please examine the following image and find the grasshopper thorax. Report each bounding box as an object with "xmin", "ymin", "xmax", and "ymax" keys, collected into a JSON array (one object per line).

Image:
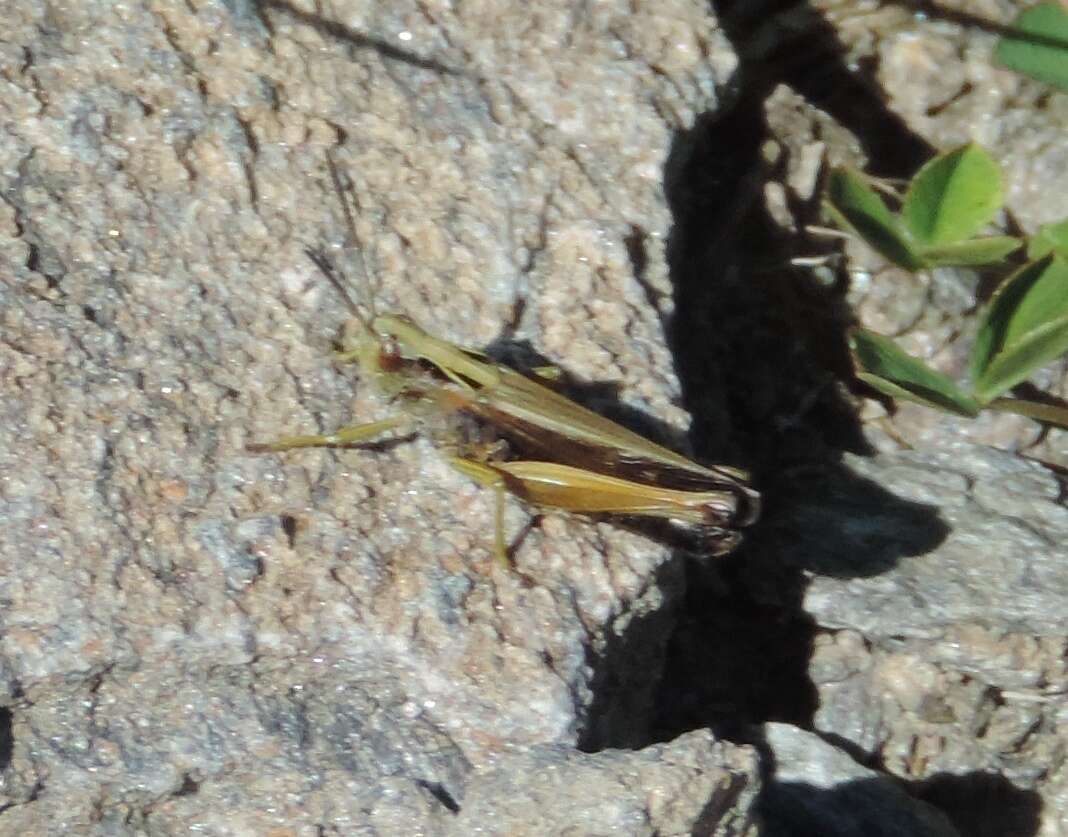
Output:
[{"xmin": 371, "ymin": 314, "xmax": 423, "ymax": 352}]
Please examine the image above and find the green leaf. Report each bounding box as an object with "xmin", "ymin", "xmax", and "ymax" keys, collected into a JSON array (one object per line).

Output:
[
  {"xmin": 987, "ymin": 397, "xmax": 1068, "ymax": 429},
  {"xmin": 902, "ymin": 144, "xmax": 1004, "ymax": 246},
  {"xmin": 919, "ymin": 236, "xmax": 1021, "ymax": 267},
  {"xmin": 825, "ymin": 168, "xmax": 925, "ymax": 270},
  {"xmin": 976, "ymin": 316, "xmax": 1068, "ymax": 402},
  {"xmin": 972, "ymin": 255, "xmax": 1056, "ymax": 381},
  {"xmin": 1027, "ymin": 218, "xmax": 1068, "ymax": 259},
  {"xmin": 852, "ymin": 329, "xmax": 980, "ymax": 417},
  {"xmin": 972, "ymin": 255, "xmax": 1068, "ymax": 401},
  {"xmin": 995, "ymin": 2, "xmax": 1068, "ymax": 91}
]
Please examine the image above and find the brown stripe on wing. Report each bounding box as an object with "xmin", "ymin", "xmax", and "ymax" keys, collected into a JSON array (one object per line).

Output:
[{"xmin": 455, "ymin": 396, "xmax": 761, "ymax": 528}]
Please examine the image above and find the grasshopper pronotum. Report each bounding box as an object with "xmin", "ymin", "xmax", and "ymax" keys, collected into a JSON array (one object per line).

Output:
[{"xmin": 250, "ymin": 163, "xmax": 759, "ymax": 566}]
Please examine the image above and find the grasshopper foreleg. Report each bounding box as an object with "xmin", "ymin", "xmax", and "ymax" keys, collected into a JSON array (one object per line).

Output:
[{"xmin": 247, "ymin": 416, "xmax": 410, "ymax": 452}]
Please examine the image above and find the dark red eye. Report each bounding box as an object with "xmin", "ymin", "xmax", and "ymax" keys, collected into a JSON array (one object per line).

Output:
[{"xmin": 378, "ymin": 339, "xmax": 404, "ymax": 372}]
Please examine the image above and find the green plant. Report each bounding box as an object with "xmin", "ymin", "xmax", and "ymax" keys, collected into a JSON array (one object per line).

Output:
[
  {"xmin": 1028, "ymin": 219, "xmax": 1068, "ymax": 260},
  {"xmin": 825, "ymin": 144, "xmax": 1068, "ymax": 430},
  {"xmin": 853, "ymin": 256, "xmax": 1068, "ymax": 428},
  {"xmin": 825, "ymin": 144, "xmax": 1021, "ymax": 270},
  {"xmin": 996, "ymin": 2, "xmax": 1068, "ymax": 92}
]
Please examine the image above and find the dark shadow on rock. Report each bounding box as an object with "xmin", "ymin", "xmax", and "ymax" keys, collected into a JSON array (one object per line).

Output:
[
  {"xmin": 650, "ymin": 544, "xmax": 822, "ymax": 742},
  {"xmin": 637, "ymin": 1, "xmax": 951, "ymax": 750},
  {"xmin": 577, "ymin": 560, "xmax": 687, "ymax": 752},
  {"xmin": 571, "ymin": 0, "xmax": 959, "ymax": 773},
  {"xmin": 743, "ymin": 724, "xmax": 1043, "ymax": 837},
  {"xmin": 713, "ymin": 1, "xmax": 934, "ymax": 178},
  {"xmin": 645, "ymin": 465, "xmax": 947, "ymax": 742},
  {"xmin": 760, "ymin": 775, "xmax": 957, "ymax": 837},
  {"xmin": 624, "ymin": 5, "xmax": 1039, "ymax": 835},
  {"xmin": 762, "ymin": 462, "xmax": 949, "ymax": 579},
  {"xmin": 911, "ymin": 771, "xmax": 1043, "ymax": 837},
  {"xmin": 0, "ymin": 707, "xmax": 12, "ymax": 771},
  {"xmin": 756, "ymin": 762, "xmax": 1042, "ymax": 837}
]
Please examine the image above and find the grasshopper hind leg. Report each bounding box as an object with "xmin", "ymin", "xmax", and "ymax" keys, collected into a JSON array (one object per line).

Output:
[{"xmin": 446, "ymin": 456, "xmax": 514, "ymax": 568}]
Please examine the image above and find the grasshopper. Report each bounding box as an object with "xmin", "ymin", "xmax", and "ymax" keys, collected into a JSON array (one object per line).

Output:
[{"xmin": 250, "ymin": 163, "xmax": 759, "ymax": 567}]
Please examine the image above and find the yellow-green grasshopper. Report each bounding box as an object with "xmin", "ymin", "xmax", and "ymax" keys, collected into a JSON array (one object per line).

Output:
[
  {"xmin": 250, "ymin": 261, "xmax": 759, "ymax": 566},
  {"xmin": 249, "ymin": 166, "xmax": 759, "ymax": 566}
]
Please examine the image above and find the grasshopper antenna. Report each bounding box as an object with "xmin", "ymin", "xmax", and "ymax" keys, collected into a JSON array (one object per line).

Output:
[
  {"xmin": 303, "ymin": 152, "xmax": 383, "ymax": 334},
  {"xmin": 304, "ymin": 246, "xmax": 366, "ymax": 323},
  {"xmin": 328, "ymin": 153, "xmax": 380, "ymax": 319}
]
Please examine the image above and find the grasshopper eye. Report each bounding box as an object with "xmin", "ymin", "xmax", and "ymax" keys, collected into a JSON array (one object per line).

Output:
[{"xmin": 377, "ymin": 336, "xmax": 405, "ymax": 371}]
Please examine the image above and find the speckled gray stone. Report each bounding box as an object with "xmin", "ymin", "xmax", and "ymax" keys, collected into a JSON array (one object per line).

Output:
[
  {"xmin": 7, "ymin": 0, "xmax": 1068, "ymax": 834},
  {"xmin": 802, "ymin": 445, "xmax": 1068, "ymax": 638},
  {"xmin": 0, "ymin": 0, "xmax": 759, "ymax": 831},
  {"xmin": 449, "ymin": 729, "xmax": 760, "ymax": 837}
]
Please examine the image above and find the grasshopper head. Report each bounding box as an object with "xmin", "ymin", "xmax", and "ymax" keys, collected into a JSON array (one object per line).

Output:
[
  {"xmin": 371, "ymin": 313, "xmax": 423, "ymax": 345},
  {"xmin": 363, "ymin": 314, "xmax": 438, "ymax": 384},
  {"xmin": 370, "ymin": 313, "xmax": 497, "ymax": 391},
  {"xmin": 371, "ymin": 313, "xmax": 461, "ymax": 367}
]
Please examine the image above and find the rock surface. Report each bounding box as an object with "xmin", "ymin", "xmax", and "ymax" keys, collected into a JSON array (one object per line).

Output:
[
  {"xmin": 3, "ymin": 0, "xmax": 1067, "ymax": 835},
  {"xmin": 450, "ymin": 730, "xmax": 760, "ymax": 837},
  {"xmin": 0, "ymin": 0, "xmax": 761, "ymax": 832},
  {"xmin": 761, "ymin": 723, "xmax": 959, "ymax": 837}
]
